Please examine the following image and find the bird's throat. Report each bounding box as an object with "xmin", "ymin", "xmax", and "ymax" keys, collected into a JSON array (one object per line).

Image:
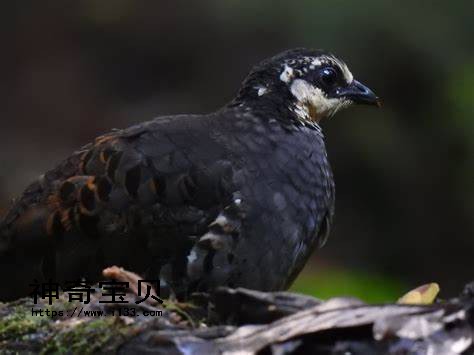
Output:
[{"xmin": 291, "ymin": 101, "xmax": 323, "ymax": 125}]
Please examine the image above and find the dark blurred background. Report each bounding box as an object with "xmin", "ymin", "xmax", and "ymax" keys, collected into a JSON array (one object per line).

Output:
[{"xmin": 1, "ymin": 1, "xmax": 472, "ymax": 302}]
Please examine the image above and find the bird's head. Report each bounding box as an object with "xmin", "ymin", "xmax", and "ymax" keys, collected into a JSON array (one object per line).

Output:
[{"xmin": 233, "ymin": 48, "xmax": 380, "ymax": 124}]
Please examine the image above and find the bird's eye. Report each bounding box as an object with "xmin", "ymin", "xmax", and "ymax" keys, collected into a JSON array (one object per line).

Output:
[{"xmin": 320, "ymin": 67, "xmax": 337, "ymax": 86}]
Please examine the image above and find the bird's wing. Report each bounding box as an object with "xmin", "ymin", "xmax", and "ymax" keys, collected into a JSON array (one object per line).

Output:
[{"xmin": 0, "ymin": 114, "xmax": 242, "ymax": 300}]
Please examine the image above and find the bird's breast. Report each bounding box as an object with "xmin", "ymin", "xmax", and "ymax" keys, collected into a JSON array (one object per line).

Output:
[{"xmin": 215, "ymin": 121, "xmax": 334, "ymax": 289}]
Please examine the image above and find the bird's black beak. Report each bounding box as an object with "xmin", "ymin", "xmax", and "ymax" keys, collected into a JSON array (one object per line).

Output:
[{"xmin": 337, "ymin": 80, "xmax": 381, "ymax": 107}]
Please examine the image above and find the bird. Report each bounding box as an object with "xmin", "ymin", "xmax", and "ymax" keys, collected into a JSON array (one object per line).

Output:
[{"xmin": 0, "ymin": 48, "xmax": 379, "ymax": 301}]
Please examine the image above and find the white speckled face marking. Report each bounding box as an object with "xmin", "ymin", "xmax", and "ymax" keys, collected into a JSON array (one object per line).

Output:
[
  {"xmin": 327, "ymin": 56, "xmax": 353, "ymax": 84},
  {"xmin": 279, "ymin": 64, "xmax": 294, "ymax": 83},
  {"xmin": 290, "ymin": 79, "xmax": 350, "ymax": 122},
  {"xmin": 284, "ymin": 55, "xmax": 353, "ymax": 85},
  {"xmin": 311, "ymin": 58, "xmax": 322, "ymax": 67},
  {"xmin": 315, "ymin": 55, "xmax": 353, "ymax": 84},
  {"xmin": 243, "ymin": 51, "xmax": 363, "ymax": 125},
  {"xmin": 275, "ymin": 53, "xmax": 355, "ymax": 123}
]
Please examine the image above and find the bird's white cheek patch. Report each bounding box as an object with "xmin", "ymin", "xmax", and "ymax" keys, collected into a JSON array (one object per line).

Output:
[{"xmin": 290, "ymin": 79, "xmax": 344, "ymax": 119}]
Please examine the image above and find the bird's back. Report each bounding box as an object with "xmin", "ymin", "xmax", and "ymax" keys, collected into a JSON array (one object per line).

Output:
[
  {"xmin": 0, "ymin": 108, "xmax": 333, "ymax": 301},
  {"xmin": 0, "ymin": 113, "xmax": 225, "ymax": 299}
]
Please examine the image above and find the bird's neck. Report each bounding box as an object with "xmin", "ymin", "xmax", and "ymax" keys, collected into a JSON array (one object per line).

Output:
[{"xmin": 226, "ymin": 91, "xmax": 323, "ymax": 130}]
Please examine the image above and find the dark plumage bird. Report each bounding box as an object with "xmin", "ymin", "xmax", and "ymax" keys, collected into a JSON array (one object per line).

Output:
[{"xmin": 0, "ymin": 48, "xmax": 379, "ymax": 301}]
